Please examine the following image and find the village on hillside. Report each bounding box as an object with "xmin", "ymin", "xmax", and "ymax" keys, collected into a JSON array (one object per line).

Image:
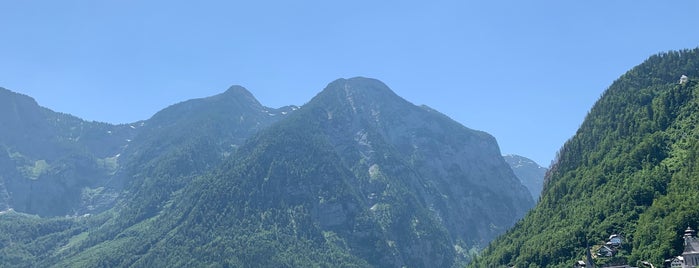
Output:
[{"xmin": 574, "ymin": 226, "xmax": 699, "ymax": 268}]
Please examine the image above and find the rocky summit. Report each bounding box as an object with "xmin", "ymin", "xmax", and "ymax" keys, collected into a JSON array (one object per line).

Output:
[{"xmin": 503, "ymin": 154, "xmax": 547, "ymax": 200}]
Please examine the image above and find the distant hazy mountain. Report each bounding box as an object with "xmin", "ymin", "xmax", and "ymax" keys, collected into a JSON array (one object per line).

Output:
[
  {"xmin": 0, "ymin": 87, "xmax": 136, "ymax": 216},
  {"xmin": 0, "ymin": 86, "xmax": 294, "ymax": 217},
  {"xmin": 0, "ymin": 78, "xmax": 533, "ymax": 267},
  {"xmin": 503, "ymin": 154, "xmax": 547, "ymax": 200}
]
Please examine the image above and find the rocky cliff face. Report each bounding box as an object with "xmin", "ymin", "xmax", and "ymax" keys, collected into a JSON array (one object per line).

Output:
[
  {"xmin": 503, "ymin": 154, "xmax": 547, "ymax": 200},
  {"xmin": 309, "ymin": 78, "xmax": 534, "ymax": 248}
]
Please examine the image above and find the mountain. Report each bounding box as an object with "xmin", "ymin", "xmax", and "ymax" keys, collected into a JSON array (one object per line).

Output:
[
  {"xmin": 503, "ymin": 154, "xmax": 547, "ymax": 200},
  {"xmin": 0, "ymin": 85, "xmax": 295, "ymax": 219},
  {"xmin": 471, "ymin": 48, "xmax": 699, "ymax": 267},
  {"xmin": 0, "ymin": 87, "xmax": 137, "ymax": 216},
  {"xmin": 0, "ymin": 77, "xmax": 534, "ymax": 267},
  {"xmin": 0, "ymin": 85, "xmax": 297, "ymax": 266},
  {"xmin": 121, "ymin": 85, "xmax": 297, "ymax": 177},
  {"xmin": 110, "ymin": 86, "xmax": 296, "ymax": 224}
]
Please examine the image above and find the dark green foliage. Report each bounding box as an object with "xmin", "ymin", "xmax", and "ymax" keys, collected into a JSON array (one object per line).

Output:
[
  {"xmin": 0, "ymin": 211, "xmax": 96, "ymax": 267},
  {"xmin": 472, "ymin": 48, "xmax": 699, "ymax": 267}
]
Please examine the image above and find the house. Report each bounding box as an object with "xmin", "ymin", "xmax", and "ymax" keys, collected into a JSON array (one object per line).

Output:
[
  {"xmin": 665, "ymin": 256, "xmax": 685, "ymax": 268},
  {"xmin": 573, "ymin": 228, "xmax": 699, "ymax": 268},
  {"xmin": 609, "ymin": 234, "xmax": 622, "ymax": 247},
  {"xmin": 597, "ymin": 245, "xmax": 617, "ymax": 257}
]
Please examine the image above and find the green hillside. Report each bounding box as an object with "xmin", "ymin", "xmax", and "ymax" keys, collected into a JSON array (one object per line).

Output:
[{"xmin": 471, "ymin": 48, "xmax": 699, "ymax": 267}]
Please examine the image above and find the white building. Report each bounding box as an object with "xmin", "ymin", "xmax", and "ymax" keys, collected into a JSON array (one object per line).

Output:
[{"xmin": 680, "ymin": 75, "xmax": 689, "ymax": 84}]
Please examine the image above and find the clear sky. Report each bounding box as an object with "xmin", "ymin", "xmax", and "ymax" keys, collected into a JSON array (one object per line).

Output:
[{"xmin": 1, "ymin": 1, "xmax": 698, "ymax": 167}]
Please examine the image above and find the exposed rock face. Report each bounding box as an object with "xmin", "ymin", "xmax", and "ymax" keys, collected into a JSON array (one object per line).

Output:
[
  {"xmin": 503, "ymin": 154, "xmax": 547, "ymax": 200},
  {"xmin": 311, "ymin": 78, "xmax": 535, "ymax": 248}
]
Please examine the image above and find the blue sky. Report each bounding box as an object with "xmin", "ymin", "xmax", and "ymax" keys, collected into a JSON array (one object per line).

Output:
[{"xmin": 1, "ymin": 1, "xmax": 698, "ymax": 166}]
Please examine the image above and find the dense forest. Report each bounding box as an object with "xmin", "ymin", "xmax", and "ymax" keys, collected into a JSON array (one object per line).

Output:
[{"xmin": 471, "ymin": 48, "xmax": 699, "ymax": 267}]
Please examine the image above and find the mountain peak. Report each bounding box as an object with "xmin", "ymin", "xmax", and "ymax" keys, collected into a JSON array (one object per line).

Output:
[
  {"xmin": 325, "ymin": 77, "xmax": 397, "ymax": 97},
  {"xmin": 0, "ymin": 87, "xmax": 44, "ymax": 129},
  {"xmin": 331, "ymin": 76, "xmax": 389, "ymax": 87},
  {"xmin": 181, "ymin": 85, "xmax": 262, "ymax": 111},
  {"xmin": 0, "ymin": 87, "xmax": 39, "ymax": 107},
  {"xmin": 311, "ymin": 77, "xmax": 407, "ymax": 117},
  {"xmin": 223, "ymin": 85, "xmax": 254, "ymax": 97}
]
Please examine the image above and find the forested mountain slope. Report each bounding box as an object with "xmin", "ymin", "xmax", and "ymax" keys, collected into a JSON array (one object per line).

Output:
[
  {"xmin": 108, "ymin": 86, "xmax": 296, "ymax": 230},
  {"xmin": 472, "ymin": 48, "xmax": 699, "ymax": 267},
  {"xmin": 52, "ymin": 78, "xmax": 532, "ymax": 267},
  {"xmin": 0, "ymin": 78, "xmax": 533, "ymax": 267},
  {"xmin": 0, "ymin": 86, "xmax": 295, "ymax": 265}
]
